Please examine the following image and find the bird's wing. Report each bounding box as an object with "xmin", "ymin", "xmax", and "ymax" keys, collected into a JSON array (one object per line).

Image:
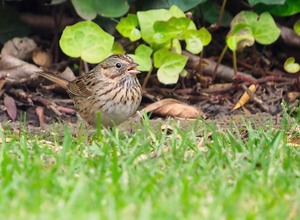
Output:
[{"xmin": 67, "ymin": 77, "xmax": 93, "ymax": 97}]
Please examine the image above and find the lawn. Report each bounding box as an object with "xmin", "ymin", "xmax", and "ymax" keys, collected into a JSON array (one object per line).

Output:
[{"xmin": 0, "ymin": 114, "xmax": 299, "ymax": 220}]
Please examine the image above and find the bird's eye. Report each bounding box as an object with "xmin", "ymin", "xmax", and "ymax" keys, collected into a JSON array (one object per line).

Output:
[{"xmin": 115, "ymin": 63, "xmax": 122, "ymax": 68}]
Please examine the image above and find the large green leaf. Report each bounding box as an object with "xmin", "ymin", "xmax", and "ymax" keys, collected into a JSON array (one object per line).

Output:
[
  {"xmin": 184, "ymin": 28, "xmax": 211, "ymax": 54},
  {"xmin": 116, "ymin": 14, "xmax": 141, "ymax": 41},
  {"xmin": 153, "ymin": 18, "xmax": 190, "ymax": 44},
  {"xmin": 153, "ymin": 17, "xmax": 196, "ymax": 44},
  {"xmin": 137, "ymin": 9, "xmax": 171, "ymax": 44},
  {"xmin": 154, "ymin": 48, "xmax": 188, "ymax": 84},
  {"xmin": 128, "ymin": 45, "xmax": 153, "ymax": 71},
  {"xmin": 137, "ymin": 5, "xmax": 185, "ymax": 44},
  {"xmin": 59, "ymin": 20, "xmax": 114, "ymax": 63},
  {"xmin": 71, "ymin": 0, "xmax": 129, "ymax": 19},
  {"xmin": 227, "ymin": 11, "xmax": 280, "ymax": 51},
  {"xmin": 251, "ymin": 12, "xmax": 281, "ymax": 44},
  {"xmin": 233, "ymin": 11, "xmax": 280, "ymax": 45}
]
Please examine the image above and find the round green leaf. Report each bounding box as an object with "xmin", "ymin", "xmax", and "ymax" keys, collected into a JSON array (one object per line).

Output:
[
  {"xmin": 137, "ymin": 6, "xmax": 185, "ymax": 44},
  {"xmin": 153, "ymin": 21, "xmax": 182, "ymax": 44},
  {"xmin": 229, "ymin": 11, "xmax": 280, "ymax": 46},
  {"xmin": 185, "ymin": 30, "xmax": 203, "ymax": 54},
  {"xmin": 294, "ymin": 19, "xmax": 300, "ymax": 36},
  {"xmin": 198, "ymin": 27, "xmax": 212, "ymax": 46},
  {"xmin": 184, "ymin": 28, "xmax": 211, "ymax": 54},
  {"xmin": 251, "ymin": 12, "xmax": 281, "ymax": 45},
  {"xmin": 154, "ymin": 48, "xmax": 188, "ymax": 84},
  {"xmin": 137, "ymin": 9, "xmax": 173, "ymax": 44},
  {"xmin": 128, "ymin": 44, "xmax": 153, "ymax": 71},
  {"xmin": 116, "ymin": 14, "xmax": 141, "ymax": 41},
  {"xmin": 284, "ymin": 57, "xmax": 300, "ymax": 74},
  {"xmin": 59, "ymin": 20, "xmax": 114, "ymax": 63}
]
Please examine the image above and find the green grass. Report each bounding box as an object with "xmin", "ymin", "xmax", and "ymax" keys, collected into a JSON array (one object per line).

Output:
[{"xmin": 0, "ymin": 115, "xmax": 300, "ymax": 220}]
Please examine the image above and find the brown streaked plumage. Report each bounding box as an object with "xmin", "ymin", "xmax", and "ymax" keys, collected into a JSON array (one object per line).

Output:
[{"xmin": 38, "ymin": 54, "xmax": 142, "ymax": 127}]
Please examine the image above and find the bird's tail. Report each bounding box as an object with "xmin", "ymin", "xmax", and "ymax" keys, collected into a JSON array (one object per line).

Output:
[{"xmin": 37, "ymin": 70, "xmax": 69, "ymax": 90}]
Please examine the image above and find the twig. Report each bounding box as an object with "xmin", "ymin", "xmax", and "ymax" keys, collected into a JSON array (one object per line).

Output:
[{"xmin": 142, "ymin": 66, "xmax": 153, "ymax": 89}]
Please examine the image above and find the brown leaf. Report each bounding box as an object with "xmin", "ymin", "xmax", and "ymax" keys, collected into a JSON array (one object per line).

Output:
[
  {"xmin": 232, "ymin": 84, "xmax": 257, "ymax": 111},
  {"xmin": 0, "ymin": 55, "xmax": 40, "ymax": 85},
  {"xmin": 32, "ymin": 48, "xmax": 52, "ymax": 67},
  {"xmin": 144, "ymin": 98, "xmax": 206, "ymax": 119},
  {"xmin": 4, "ymin": 94, "xmax": 17, "ymax": 121},
  {"xmin": 1, "ymin": 37, "xmax": 37, "ymax": 60}
]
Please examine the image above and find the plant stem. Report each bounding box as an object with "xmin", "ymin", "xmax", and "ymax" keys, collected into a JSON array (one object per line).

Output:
[{"xmin": 213, "ymin": 45, "xmax": 228, "ymax": 81}]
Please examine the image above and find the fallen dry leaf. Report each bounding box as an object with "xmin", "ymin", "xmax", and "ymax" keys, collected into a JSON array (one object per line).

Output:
[
  {"xmin": 4, "ymin": 94, "xmax": 17, "ymax": 121},
  {"xmin": 1, "ymin": 37, "xmax": 37, "ymax": 60},
  {"xmin": 232, "ymin": 84, "xmax": 257, "ymax": 111},
  {"xmin": 0, "ymin": 55, "xmax": 40, "ymax": 85},
  {"xmin": 144, "ymin": 98, "xmax": 206, "ymax": 119},
  {"xmin": 32, "ymin": 48, "xmax": 53, "ymax": 67}
]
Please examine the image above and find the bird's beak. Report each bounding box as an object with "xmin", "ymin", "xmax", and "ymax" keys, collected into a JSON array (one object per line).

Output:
[{"xmin": 127, "ymin": 62, "xmax": 141, "ymax": 74}]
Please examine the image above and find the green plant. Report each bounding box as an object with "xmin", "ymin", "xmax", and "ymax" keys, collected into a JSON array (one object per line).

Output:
[
  {"xmin": 116, "ymin": 5, "xmax": 212, "ymax": 84},
  {"xmin": 58, "ymin": 0, "xmax": 299, "ymax": 84},
  {"xmin": 223, "ymin": 11, "xmax": 280, "ymax": 74},
  {"xmin": 284, "ymin": 57, "xmax": 300, "ymax": 74},
  {"xmin": 59, "ymin": 20, "xmax": 114, "ymax": 63},
  {"xmin": 294, "ymin": 19, "xmax": 300, "ymax": 36},
  {"xmin": 226, "ymin": 11, "xmax": 280, "ymax": 51}
]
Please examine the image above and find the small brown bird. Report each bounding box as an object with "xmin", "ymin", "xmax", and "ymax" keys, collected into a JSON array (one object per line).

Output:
[{"xmin": 38, "ymin": 54, "xmax": 142, "ymax": 127}]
